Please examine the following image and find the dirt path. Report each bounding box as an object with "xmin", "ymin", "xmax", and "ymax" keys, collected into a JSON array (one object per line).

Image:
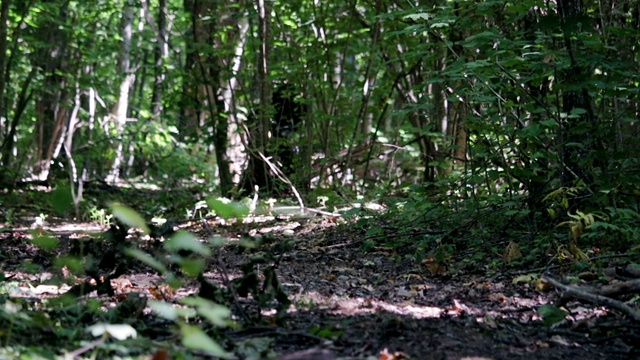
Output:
[
  {"xmin": 1, "ymin": 216, "xmax": 637, "ymax": 359},
  {"xmin": 226, "ymin": 222, "xmax": 637, "ymax": 359}
]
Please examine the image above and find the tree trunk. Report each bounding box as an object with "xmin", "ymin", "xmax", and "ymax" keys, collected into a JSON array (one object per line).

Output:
[
  {"xmin": 182, "ymin": 0, "xmax": 232, "ymax": 196},
  {"xmin": 107, "ymin": 1, "xmax": 135, "ymax": 183},
  {"xmin": 32, "ymin": 0, "xmax": 70, "ymax": 180},
  {"xmin": 141, "ymin": 0, "xmax": 168, "ymax": 119},
  {"xmin": 557, "ymin": 0, "xmax": 596, "ymax": 188},
  {"xmin": 0, "ymin": 0, "xmax": 12, "ymax": 167},
  {"xmin": 240, "ymin": 0, "xmax": 274, "ymax": 194}
]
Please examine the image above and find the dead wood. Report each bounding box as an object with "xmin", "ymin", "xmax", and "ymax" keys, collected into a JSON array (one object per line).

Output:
[{"xmin": 541, "ymin": 274, "xmax": 640, "ymax": 322}]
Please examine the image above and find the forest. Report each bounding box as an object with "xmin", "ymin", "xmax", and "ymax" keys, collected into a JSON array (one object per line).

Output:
[{"xmin": 0, "ymin": 0, "xmax": 639, "ymax": 359}]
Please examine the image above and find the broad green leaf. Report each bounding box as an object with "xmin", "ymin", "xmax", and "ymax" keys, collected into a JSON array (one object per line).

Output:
[
  {"xmin": 209, "ymin": 235, "xmax": 226, "ymax": 247},
  {"xmin": 165, "ymin": 272, "xmax": 184, "ymax": 289},
  {"xmin": 181, "ymin": 297, "xmax": 231, "ymax": 327},
  {"xmin": 181, "ymin": 325, "xmax": 232, "ymax": 358},
  {"xmin": 30, "ymin": 232, "xmax": 59, "ymax": 250},
  {"xmin": 206, "ymin": 197, "xmax": 250, "ymax": 220},
  {"xmin": 404, "ymin": 13, "xmax": 431, "ymax": 21},
  {"xmin": 235, "ymin": 337, "xmax": 275, "ymax": 360},
  {"xmin": 165, "ymin": 230, "xmax": 211, "ymax": 256},
  {"xmin": 198, "ymin": 303, "xmax": 232, "ymax": 327},
  {"xmin": 538, "ymin": 305, "xmax": 568, "ymax": 327},
  {"xmin": 149, "ymin": 300, "xmax": 179, "ymax": 321},
  {"xmin": 175, "ymin": 257, "xmax": 206, "ymax": 277},
  {"xmin": 110, "ymin": 203, "xmax": 150, "ymax": 234},
  {"xmin": 53, "ymin": 256, "xmax": 83, "ymax": 274},
  {"xmin": 207, "ymin": 198, "xmax": 234, "ymax": 219},
  {"xmin": 125, "ymin": 248, "xmax": 168, "ymax": 273}
]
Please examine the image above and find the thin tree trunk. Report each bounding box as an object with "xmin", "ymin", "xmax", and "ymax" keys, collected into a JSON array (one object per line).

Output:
[
  {"xmin": 241, "ymin": 0, "xmax": 273, "ymax": 194},
  {"xmin": 0, "ymin": 0, "xmax": 12, "ymax": 166},
  {"xmin": 223, "ymin": 15, "xmax": 249, "ymax": 185},
  {"xmin": 32, "ymin": 0, "xmax": 70, "ymax": 180},
  {"xmin": 0, "ymin": 0, "xmax": 10, "ymax": 137},
  {"xmin": 557, "ymin": 0, "xmax": 596, "ymax": 188},
  {"xmin": 141, "ymin": 0, "xmax": 168, "ymax": 118},
  {"xmin": 108, "ymin": 1, "xmax": 135, "ymax": 183}
]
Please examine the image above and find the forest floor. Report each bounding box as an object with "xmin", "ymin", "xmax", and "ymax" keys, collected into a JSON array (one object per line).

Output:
[{"xmin": 0, "ymin": 187, "xmax": 638, "ymax": 360}]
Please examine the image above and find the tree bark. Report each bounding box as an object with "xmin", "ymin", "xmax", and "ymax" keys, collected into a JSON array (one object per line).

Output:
[
  {"xmin": 557, "ymin": 0, "xmax": 596, "ymax": 188},
  {"xmin": 107, "ymin": 1, "xmax": 135, "ymax": 183},
  {"xmin": 32, "ymin": 0, "xmax": 70, "ymax": 180},
  {"xmin": 182, "ymin": 0, "xmax": 232, "ymax": 196},
  {"xmin": 240, "ymin": 0, "xmax": 274, "ymax": 194}
]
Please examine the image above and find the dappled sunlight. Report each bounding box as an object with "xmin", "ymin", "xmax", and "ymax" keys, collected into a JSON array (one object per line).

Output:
[
  {"xmin": 1, "ymin": 0, "xmax": 639, "ymax": 357},
  {"xmin": 291, "ymin": 291, "xmax": 443, "ymax": 319}
]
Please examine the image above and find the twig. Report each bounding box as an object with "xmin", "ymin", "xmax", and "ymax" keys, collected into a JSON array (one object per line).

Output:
[
  {"xmin": 257, "ymin": 151, "xmax": 305, "ymax": 212},
  {"xmin": 65, "ymin": 336, "xmax": 106, "ymax": 359},
  {"xmin": 541, "ymin": 273, "xmax": 640, "ymax": 322}
]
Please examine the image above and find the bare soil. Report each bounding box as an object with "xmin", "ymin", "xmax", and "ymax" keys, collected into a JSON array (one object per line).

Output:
[{"xmin": 1, "ymin": 213, "xmax": 638, "ymax": 359}]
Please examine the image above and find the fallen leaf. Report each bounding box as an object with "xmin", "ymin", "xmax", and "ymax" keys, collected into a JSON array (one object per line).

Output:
[
  {"xmin": 150, "ymin": 349, "xmax": 169, "ymax": 360},
  {"xmin": 379, "ymin": 348, "xmax": 406, "ymax": 360},
  {"xmin": 487, "ymin": 293, "xmax": 507, "ymax": 304}
]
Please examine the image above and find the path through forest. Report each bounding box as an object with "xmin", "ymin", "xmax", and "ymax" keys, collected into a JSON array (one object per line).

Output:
[{"xmin": 1, "ymin": 209, "xmax": 637, "ymax": 360}]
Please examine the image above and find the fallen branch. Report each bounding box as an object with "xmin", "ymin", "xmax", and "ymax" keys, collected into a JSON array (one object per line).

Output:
[
  {"xmin": 597, "ymin": 279, "xmax": 640, "ymax": 298},
  {"xmin": 541, "ymin": 273, "xmax": 640, "ymax": 322}
]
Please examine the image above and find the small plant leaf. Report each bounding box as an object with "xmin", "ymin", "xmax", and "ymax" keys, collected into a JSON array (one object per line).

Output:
[
  {"xmin": 125, "ymin": 248, "xmax": 168, "ymax": 273},
  {"xmin": 165, "ymin": 230, "xmax": 211, "ymax": 256},
  {"xmin": 149, "ymin": 300, "xmax": 179, "ymax": 321},
  {"xmin": 181, "ymin": 324, "xmax": 232, "ymax": 358},
  {"xmin": 182, "ymin": 297, "xmax": 231, "ymax": 327},
  {"xmin": 206, "ymin": 197, "xmax": 249, "ymax": 220},
  {"xmin": 175, "ymin": 257, "xmax": 206, "ymax": 277},
  {"xmin": 538, "ymin": 304, "xmax": 568, "ymax": 327},
  {"xmin": 30, "ymin": 232, "xmax": 59, "ymax": 250},
  {"xmin": 110, "ymin": 203, "xmax": 150, "ymax": 234}
]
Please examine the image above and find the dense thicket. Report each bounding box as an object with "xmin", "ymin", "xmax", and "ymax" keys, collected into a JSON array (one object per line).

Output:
[{"xmin": 0, "ymin": 0, "xmax": 637, "ymax": 216}]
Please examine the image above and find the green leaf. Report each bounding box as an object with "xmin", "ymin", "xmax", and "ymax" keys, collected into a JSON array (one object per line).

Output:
[
  {"xmin": 235, "ymin": 337, "xmax": 275, "ymax": 360},
  {"xmin": 175, "ymin": 257, "xmax": 206, "ymax": 278},
  {"xmin": 404, "ymin": 13, "xmax": 431, "ymax": 21},
  {"xmin": 206, "ymin": 198, "xmax": 233, "ymax": 219},
  {"xmin": 149, "ymin": 300, "xmax": 179, "ymax": 321},
  {"xmin": 568, "ymin": 107, "xmax": 588, "ymax": 118},
  {"xmin": 29, "ymin": 232, "xmax": 59, "ymax": 250},
  {"xmin": 538, "ymin": 304, "xmax": 568, "ymax": 327},
  {"xmin": 512, "ymin": 274, "xmax": 536, "ymax": 284},
  {"xmin": 181, "ymin": 297, "xmax": 231, "ymax": 327},
  {"xmin": 50, "ymin": 185, "xmax": 73, "ymax": 215},
  {"xmin": 206, "ymin": 197, "xmax": 249, "ymax": 220},
  {"xmin": 181, "ymin": 325, "xmax": 232, "ymax": 358},
  {"xmin": 165, "ymin": 230, "xmax": 211, "ymax": 256},
  {"xmin": 109, "ymin": 203, "xmax": 150, "ymax": 234},
  {"xmin": 54, "ymin": 256, "xmax": 83, "ymax": 273},
  {"xmin": 125, "ymin": 248, "xmax": 168, "ymax": 273}
]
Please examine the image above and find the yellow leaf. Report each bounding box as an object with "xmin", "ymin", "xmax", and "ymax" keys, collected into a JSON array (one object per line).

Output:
[{"xmin": 503, "ymin": 242, "xmax": 522, "ymax": 265}]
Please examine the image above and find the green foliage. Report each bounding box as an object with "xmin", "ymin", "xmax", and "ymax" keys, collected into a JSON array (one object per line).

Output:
[
  {"xmin": 88, "ymin": 206, "xmax": 113, "ymax": 226},
  {"xmin": 538, "ymin": 304, "xmax": 569, "ymax": 327},
  {"xmin": 29, "ymin": 231, "xmax": 59, "ymax": 250},
  {"xmin": 1, "ymin": 0, "xmax": 640, "ymax": 355},
  {"xmin": 109, "ymin": 202, "xmax": 150, "ymax": 234},
  {"xmin": 232, "ymin": 237, "xmax": 292, "ymax": 325},
  {"xmin": 150, "ymin": 298, "xmax": 234, "ymax": 358},
  {"xmin": 206, "ymin": 197, "xmax": 250, "ymax": 220},
  {"xmin": 583, "ymin": 207, "xmax": 640, "ymax": 251},
  {"xmin": 50, "ymin": 183, "xmax": 74, "ymax": 216}
]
